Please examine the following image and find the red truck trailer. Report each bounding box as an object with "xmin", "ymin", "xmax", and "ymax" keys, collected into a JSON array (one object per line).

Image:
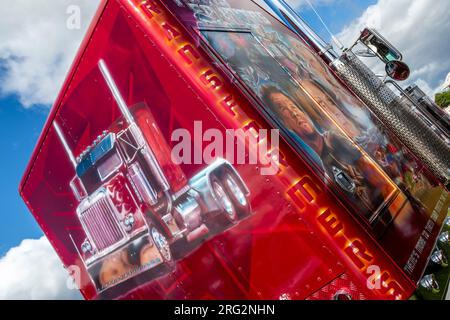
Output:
[{"xmin": 19, "ymin": 0, "xmax": 450, "ymax": 300}]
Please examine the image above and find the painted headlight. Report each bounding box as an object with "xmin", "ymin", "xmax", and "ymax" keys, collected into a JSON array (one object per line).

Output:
[
  {"xmin": 81, "ymin": 240, "xmax": 93, "ymax": 254},
  {"xmin": 124, "ymin": 214, "xmax": 135, "ymax": 231}
]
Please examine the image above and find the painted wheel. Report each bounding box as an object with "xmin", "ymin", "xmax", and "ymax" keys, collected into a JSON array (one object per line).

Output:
[
  {"xmin": 220, "ymin": 172, "xmax": 251, "ymax": 218},
  {"xmin": 151, "ymin": 227, "xmax": 172, "ymax": 262},
  {"xmin": 211, "ymin": 176, "xmax": 238, "ymax": 224}
]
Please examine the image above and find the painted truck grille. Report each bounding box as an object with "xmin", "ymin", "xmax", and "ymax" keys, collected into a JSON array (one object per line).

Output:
[{"xmin": 80, "ymin": 195, "xmax": 125, "ymax": 252}]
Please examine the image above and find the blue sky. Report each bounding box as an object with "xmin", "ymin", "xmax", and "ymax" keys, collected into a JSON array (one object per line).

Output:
[
  {"xmin": 293, "ymin": 0, "xmax": 377, "ymax": 42},
  {"xmin": 0, "ymin": 96, "xmax": 46, "ymax": 256}
]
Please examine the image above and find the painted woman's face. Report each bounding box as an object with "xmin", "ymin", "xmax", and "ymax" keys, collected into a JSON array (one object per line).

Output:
[{"xmin": 269, "ymin": 92, "xmax": 316, "ymax": 137}]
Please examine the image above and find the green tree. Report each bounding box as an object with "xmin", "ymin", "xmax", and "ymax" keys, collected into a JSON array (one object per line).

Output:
[{"xmin": 435, "ymin": 90, "xmax": 450, "ymax": 109}]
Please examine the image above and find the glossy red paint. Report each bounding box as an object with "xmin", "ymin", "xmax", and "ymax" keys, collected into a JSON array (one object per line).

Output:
[{"xmin": 20, "ymin": 0, "xmax": 448, "ymax": 300}]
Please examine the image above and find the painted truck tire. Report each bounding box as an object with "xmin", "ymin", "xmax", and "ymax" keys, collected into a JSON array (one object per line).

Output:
[
  {"xmin": 219, "ymin": 171, "xmax": 251, "ymax": 219},
  {"xmin": 211, "ymin": 175, "xmax": 239, "ymax": 225}
]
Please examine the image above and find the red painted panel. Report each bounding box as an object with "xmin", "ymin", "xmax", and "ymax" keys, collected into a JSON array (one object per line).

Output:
[{"xmin": 21, "ymin": 0, "xmax": 446, "ymax": 301}]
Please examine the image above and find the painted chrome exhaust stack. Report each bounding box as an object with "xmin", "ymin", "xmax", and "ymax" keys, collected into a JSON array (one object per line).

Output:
[{"xmin": 53, "ymin": 121, "xmax": 77, "ymax": 169}]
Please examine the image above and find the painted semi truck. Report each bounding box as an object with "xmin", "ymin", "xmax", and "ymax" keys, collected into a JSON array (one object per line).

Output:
[
  {"xmin": 20, "ymin": 0, "xmax": 450, "ymax": 300},
  {"xmin": 52, "ymin": 60, "xmax": 251, "ymax": 292}
]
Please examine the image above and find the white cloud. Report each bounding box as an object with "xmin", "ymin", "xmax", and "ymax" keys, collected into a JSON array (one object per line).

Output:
[
  {"xmin": 0, "ymin": 237, "xmax": 82, "ymax": 300},
  {"xmin": 336, "ymin": 0, "xmax": 450, "ymax": 95},
  {"xmin": 0, "ymin": 0, "xmax": 100, "ymax": 108}
]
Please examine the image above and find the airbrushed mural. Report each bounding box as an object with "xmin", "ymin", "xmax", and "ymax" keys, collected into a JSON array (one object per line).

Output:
[{"xmin": 19, "ymin": 0, "xmax": 449, "ymax": 300}]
